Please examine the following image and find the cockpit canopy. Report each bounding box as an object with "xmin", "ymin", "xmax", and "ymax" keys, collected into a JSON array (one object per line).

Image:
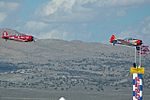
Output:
[{"xmin": 124, "ymin": 38, "xmax": 137, "ymax": 41}]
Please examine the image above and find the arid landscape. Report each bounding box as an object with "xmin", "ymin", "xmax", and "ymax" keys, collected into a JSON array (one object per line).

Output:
[{"xmin": 0, "ymin": 29, "xmax": 150, "ymax": 100}]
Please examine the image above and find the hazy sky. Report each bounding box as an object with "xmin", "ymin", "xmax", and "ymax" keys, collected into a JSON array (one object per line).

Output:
[{"xmin": 0, "ymin": 0, "xmax": 150, "ymax": 44}]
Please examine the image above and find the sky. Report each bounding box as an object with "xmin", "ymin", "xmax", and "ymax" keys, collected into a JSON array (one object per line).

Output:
[{"xmin": 0, "ymin": 0, "xmax": 150, "ymax": 44}]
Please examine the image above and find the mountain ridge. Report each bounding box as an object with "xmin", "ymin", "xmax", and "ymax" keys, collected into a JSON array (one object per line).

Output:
[{"xmin": 0, "ymin": 28, "xmax": 150, "ymax": 91}]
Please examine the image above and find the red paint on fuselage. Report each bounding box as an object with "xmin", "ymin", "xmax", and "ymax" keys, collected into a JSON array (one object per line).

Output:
[{"xmin": 1, "ymin": 31, "xmax": 34, "ymax": 42}]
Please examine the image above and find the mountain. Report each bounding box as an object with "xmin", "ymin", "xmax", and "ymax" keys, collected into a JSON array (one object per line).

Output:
[
  {"xmin": 0, "ymin": 28, "xmax": 135, "ymax": 64},
  {"xmin": 0, "ymin": 28, "xmax": 150, "ymax": 91}
]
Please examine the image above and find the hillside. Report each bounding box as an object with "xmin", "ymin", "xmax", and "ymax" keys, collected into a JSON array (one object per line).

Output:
[{"xmin": 0, "ymin": 28, "xmax": 150, "ymax": 91}]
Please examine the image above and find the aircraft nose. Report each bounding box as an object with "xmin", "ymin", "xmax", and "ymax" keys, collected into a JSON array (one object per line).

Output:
[
  {"xmin": 31, "ymin": 36, "xmax": 34, "ymax": 41},
  {"xmin": 137, "ymin": 40, "xmax": 142, "ymax": 45},
  {"xmin": 140, "ymin": 40, "xmax": 143, "ymax": 45},
  {"xmin": 28, "ymin": 36, "xmax": 34, "ymax": 41}
]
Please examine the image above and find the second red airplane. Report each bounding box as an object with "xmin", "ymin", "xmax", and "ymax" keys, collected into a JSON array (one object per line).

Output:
[{"xmin": 110, "ymin": 34, "xmax": 142, "ymax": 47}]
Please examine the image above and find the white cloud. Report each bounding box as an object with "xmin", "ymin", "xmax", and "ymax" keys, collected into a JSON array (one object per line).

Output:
[
  {"xmin": 17, "ymin": 0, "xmax": 149, "ymax": 42},
  {"xmin": 36, "ymin": 0, "xmax": 149, "ymax": 23},
  {"xmin": 0, "ymin": 12, "xmax": 7, "ymax": 22},
  {"xmin": 37, "ymin": 0, "xmax": 149, "ymax": 15},
  {"xmin": 38, "ymin": 0, "xmax": 76, "ymax": 16},
  {"xmin": 0, "ymin": 1, "xmax": 19, "ymax": 23},
  {"xmin": 28, "ymin": 22, "xmax": 93, "ymax": 41},
  {"xmin": 38, "ymin": 30, "xmax": 69, "ymax": 40},
  {"xmin": 24, "ymin": 21, "xmax": 48, "ymax": 32},
  {"xmin": 0, "ymin": 1, "xmax": 19, "ymax": 10}
]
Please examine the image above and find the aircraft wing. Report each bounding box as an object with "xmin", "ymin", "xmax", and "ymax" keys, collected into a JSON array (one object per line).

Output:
[{"xmin": 117, "ymin": 39, "xmax": 134, "ymax": 46}]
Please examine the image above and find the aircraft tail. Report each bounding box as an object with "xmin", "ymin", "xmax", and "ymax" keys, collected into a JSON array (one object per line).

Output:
[
  {"xmin": 2, "ymin": 31, "xmax": 8, "ymax": 36},
  {"xmin": 110, "ymin": 34, "xmax": 116, "ymax": 43},
  {"xmin": 2, "ymin": 31, "xmax": 9, "ymax": 39},
  {"xmin": 110, "ymin": 34, "xmax": 117, "ymax": 45}
]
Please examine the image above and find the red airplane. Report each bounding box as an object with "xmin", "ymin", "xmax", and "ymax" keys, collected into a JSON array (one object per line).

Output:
[
  {"xmin": 1, "ymin": 31, "xmax": 34, "ymax": 42},
  {"xmin": 110, "ymin": 34, "xmax": 142, "ymax": 46}
]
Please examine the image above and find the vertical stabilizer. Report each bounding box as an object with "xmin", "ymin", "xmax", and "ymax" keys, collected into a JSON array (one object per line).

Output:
[
  {"xmin": 110, "ymin": 34, "xmax": 116, "ymax": 43},
  {"xmin": 2, "ymin": 31, "xmax": 9, "ymax": 40},
  {"xmin": 2, "ymin": 31, "xmax": 8, "ymax": 37},
  {"xmin": 110, "ymin": 34, "xmax": 117, "ymax": 45}
]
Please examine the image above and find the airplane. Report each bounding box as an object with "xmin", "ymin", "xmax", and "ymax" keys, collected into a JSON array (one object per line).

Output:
[
  {"xmin": 1, "ymin": 31, "xmax": 34, "ymax": 42},
  {"xmin": 110, "ymin": 34, "xmax": 143, "ymax": 47}
]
